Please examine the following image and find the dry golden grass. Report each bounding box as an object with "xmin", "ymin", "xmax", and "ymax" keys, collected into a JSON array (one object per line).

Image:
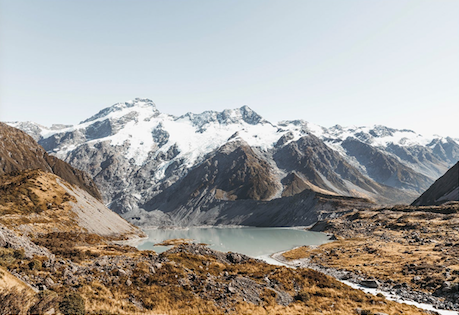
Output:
[
  {"xmin": 155, "ymin": 238, "xmax": 194, "ymax": 246},
  {"xmin": 0, "ymin": 230, "xmax": 430, "ymax": 315},
  {"xmin": 71, "ymin": 247, "xmax": 428, "ymax": 315},
  {"xmin": 0, "ymin": 170, "xmax": 86, "ymax": 235},
  {"xmin": 0, "ymin": 266, "xmax": 33, "ymax": 292}
]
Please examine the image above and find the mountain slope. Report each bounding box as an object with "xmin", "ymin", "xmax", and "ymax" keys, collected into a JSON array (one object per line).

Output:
[
  {"xmin": 0, "ymin": 122, "xmax": 101, "ymax": 201},
  {"xmin": 411, "ymin": 161, "xmax": 459, "ymax": 206},
  {"xmin": 128, "ymin": 139, "xmax": 376, "ymax": 227},
  {"xmin": 0, "ymin": 169, "xmax": 144, "ymax": 239},
  {"xmin": 273, "ymin": 134, "xmax": 417, "ymax": 203},
  {"xmin": 0, "ymin": 122, "xmax": 143, "ymax": 238}
]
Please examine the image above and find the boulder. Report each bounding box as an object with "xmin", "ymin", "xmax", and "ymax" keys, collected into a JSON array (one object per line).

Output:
[
  {"xmin": 0, "ymin": 230, "xmax": 6, "ymax": 247},
  {"xmin": 355, "ymin": 308, "xmax": 371, "ymax": 315},
  {"xmin": 360, "ymin": 279, "xmax": 379, "ymax": 289},
  {"xmin": 227, "ymin": 252, "xmax": 242, "ymax": 264}
]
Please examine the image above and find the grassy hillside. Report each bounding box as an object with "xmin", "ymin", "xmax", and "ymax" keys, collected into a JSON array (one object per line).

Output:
[{"xmin": 0, "ymin": 169, "xmax": 143, "ymax": 239}]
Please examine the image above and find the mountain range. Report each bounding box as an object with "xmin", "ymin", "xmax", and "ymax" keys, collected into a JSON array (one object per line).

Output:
[{"xmin": 7, "ymin": 98, "xmax": 459, "ymax": 226}]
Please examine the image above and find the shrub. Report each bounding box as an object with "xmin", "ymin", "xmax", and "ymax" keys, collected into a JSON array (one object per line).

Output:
[
  {"xmin": 13, "ymin": 249, "xmax": 25, "ymax": 260},
  {"xmin": 59, "ymin": 292, "xmax": 85, "ymax": 315},
  {"xmin": 91, "ymin": 310, "xmax": 117, "ymax": 315},
  {"xmin": 28, "ymin": 259, "xmax": 41, "ymax": 270},
  {"xmin": 295, "ymin": 291, "xmax": 310, "ymax": 302}
]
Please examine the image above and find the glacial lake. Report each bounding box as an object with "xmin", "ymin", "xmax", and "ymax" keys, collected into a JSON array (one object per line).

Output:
[{"xmin": 136, "ymin": 227, "xmax": 330, "ymax": 263}]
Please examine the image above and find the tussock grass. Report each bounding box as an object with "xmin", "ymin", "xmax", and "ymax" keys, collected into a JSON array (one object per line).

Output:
[
  {"xmin": 0, "ymin": 286, "xmax": 59, "ymax": 315},
  {"xmin": 285, "ymin": 207, "xmax": 459, "ymax": 295}
]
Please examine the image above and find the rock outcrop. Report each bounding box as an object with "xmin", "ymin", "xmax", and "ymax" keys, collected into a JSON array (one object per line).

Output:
[{"xmin": 0, "ymin": 224, "xmax": 52, "ymax": 259}]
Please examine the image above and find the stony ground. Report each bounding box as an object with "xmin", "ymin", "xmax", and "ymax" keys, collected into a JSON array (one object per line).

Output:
[
  {"xmin": 0, "ymin": 229, "xmax": 433, "ymax": 314},
  {"xmin": 283, "ymin": 203, "xmax": 459, "ymax": 312}
]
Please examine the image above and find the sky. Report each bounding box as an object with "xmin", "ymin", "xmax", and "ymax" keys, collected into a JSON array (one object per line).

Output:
[{"xmin": 0, "ymin": 0, "xmax": 458, "ymax": 137}]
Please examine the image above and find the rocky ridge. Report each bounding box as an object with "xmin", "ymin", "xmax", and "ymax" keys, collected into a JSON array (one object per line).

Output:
[
  {"xmin": 0, "ymin": 169, "xmax": 144, "ymax": 240},
  {"xmin": 0, "ymin": 124, "xmax": 144, "ymax": 239}
]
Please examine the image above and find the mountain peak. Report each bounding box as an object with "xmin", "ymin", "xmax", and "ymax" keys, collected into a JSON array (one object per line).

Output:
[
  {"xmin": 81, "ymin": 98, "xmax": 158, "ymax": 124},
  {"xmin": 178, "ymin": 105, "xmax": 267, "ymax": 130},
  {"xmin": 237, "ymin": 105, "xmax": 265, "ymax": 125}
]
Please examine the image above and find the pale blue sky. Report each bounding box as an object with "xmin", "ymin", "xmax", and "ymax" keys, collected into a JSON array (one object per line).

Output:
[{"xmin": 1, "ymin": 0, "xmax": 458, "ymax": 137}]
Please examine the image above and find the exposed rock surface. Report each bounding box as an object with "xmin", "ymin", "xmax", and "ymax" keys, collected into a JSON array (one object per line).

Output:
[{"xmin": 0, "ymin": 224, "xmax": 52, "ymax": 259}]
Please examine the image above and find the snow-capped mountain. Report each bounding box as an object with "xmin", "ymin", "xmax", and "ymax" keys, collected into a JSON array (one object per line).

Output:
[{"xmin": 7, "ymin": 98, "xmax": 459, "ymax": 226}]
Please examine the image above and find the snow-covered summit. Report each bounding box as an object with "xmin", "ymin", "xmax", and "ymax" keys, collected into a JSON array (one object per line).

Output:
[
  {"xmin": 81, "ymin": 98, "xmax": 158, "ymax": 124},
  {"xmin": 178, "ymin": 105, "xmax": 268, "ymax": 130},
  {"xmin": 319, "ymin": 124, "xmax": 433, "ymax": 147}
]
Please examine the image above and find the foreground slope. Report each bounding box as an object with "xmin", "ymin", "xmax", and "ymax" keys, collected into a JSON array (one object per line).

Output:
[
  {"xmin": 0, "ymin": 122, "xmax": 144, "ymax": 239},
  {"xmin": 0, "ymin": 169, "xmax": 144, "ymax": 239},
  {"xmin": 412, "ymin": 161, "xmax": 459, "ymax": 206},
  {"xmin": 1, "ymin": 235, "xmax": 430, "ymax": 314}
]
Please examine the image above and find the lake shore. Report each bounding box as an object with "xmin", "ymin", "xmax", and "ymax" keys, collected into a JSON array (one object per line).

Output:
[
  {"xmin": 271, "ymin": 249, "xmax": 458, "ymax": 315},
  {"xmin": 275, "ymin": 205, "xmax": 459, "ymax": 314}
]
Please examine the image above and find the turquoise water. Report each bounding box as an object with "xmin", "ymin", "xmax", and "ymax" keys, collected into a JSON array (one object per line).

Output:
[{"xmin": 136, "ymin": 227, "xmax": 330, "ymax": 259}]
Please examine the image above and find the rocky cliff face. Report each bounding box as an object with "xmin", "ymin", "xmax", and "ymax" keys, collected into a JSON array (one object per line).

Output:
[
  {"xmin": 412, "ymin": 161, "xmax": 459, "ymax": 206},
  {"xmin": 6, "ymin": 98, "xmax": 459, "ymax": 226}
]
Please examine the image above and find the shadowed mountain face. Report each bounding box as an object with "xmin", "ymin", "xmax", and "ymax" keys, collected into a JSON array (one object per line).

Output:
[
  {"xmin": 412, "ymin": 162, "xmax": 459, "ymax": 206},
  {"xmin": 340, "ymin": 138, "xmax": 432, "ymax": 192},
  {"xmin": 6, "ymin": 99, "xmax": 459, "ymax": 226},
  {"xmin": 0, "ymin": 122, "xmax": 102, "ymax": 201},
  {"xmin": 273, "ymin": 135, "xmax": 417, "ymax": 204},
  {"xmin": 142, "ymin": 140, "xmax": 279, "ymax": 212}
]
